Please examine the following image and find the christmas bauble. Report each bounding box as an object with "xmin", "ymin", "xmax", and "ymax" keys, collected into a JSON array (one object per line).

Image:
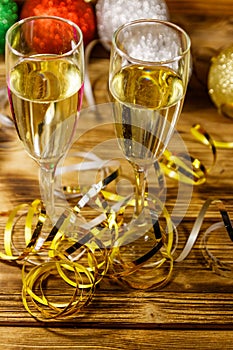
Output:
[
  {"xmin": 96, "ymin": 0, "xmax": 169, "ymax": 50},
  {"xmin": 208, "ymin": 46, "xmax": 233, "ymax": 118},
  {"xmin": 20, "ymin": 0, "xmax": 96, "ymax": 46},
  {"xmin": 0, "ymin": 0, "xmax": 18, "ymax": 54}
]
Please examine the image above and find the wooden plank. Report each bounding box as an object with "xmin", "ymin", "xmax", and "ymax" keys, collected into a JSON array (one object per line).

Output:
[
  {"xmin": 1, "ymin": 248, "xmax": 233, "ymax": 327},
  {"xmin": 1, "ymin": 327, "xmax": 233, "ymax": 350},
  {"xmin": 166, "ymin": 0, "xmax": 233, "ymax": 16}
]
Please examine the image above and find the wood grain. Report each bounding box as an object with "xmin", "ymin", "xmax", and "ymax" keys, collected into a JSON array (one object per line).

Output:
[
  {"xmin": 2, "ymin": 327, "xmax": 233, "ymax": 350},
  {"xmin": 166, "ymin": 0, "xmax": 233, "ymax": 15}
]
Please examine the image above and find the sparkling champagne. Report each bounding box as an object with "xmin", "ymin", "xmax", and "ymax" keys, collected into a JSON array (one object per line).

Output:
[
  {"xmin": 8, "ymin": 58, "xmax": 83, "ymax": 164},
  {"xmin": 110, "ymin": 65, "xmax": 185, "ymax": 168}
]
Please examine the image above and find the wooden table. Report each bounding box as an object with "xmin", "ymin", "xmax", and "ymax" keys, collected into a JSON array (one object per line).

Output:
[{"xmin": 1, "ymin": 2, "xmax": 233, "ymax": 349}]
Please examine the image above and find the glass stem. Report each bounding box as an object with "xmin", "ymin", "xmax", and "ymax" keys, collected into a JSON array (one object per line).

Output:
[
  {"xmin": 133, "ymin": 165, "xmax": 147, "ymax": 223},
  {"xmin": 40, "ymin": 163, "xmax": 57, "ymax": 221}
]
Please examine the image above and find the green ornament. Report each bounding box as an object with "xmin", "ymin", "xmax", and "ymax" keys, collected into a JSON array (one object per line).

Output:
[{"xmin": 0, "ymin": 0, "xmax": 18, "ymax": 54}]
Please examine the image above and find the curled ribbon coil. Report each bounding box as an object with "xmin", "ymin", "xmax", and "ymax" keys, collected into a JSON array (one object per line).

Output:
[
  {"xmin": 161, "ymin": 123, "xmax": 233, "ymax": 186},
  {"xmin": 1, "ymin": 123, "xmax": 233, "ymax": 321},
  {"xmin": 22, "ymin": 254, "xmax": 96, "ymax": 321},
  {"xmin": 160, "ymin": 124, "xmax": 216, "ymax": 186}
]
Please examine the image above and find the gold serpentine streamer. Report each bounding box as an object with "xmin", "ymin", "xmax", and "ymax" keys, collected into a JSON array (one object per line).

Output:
[
  {"xmin": 0, "ymin": 169, "xmax": 121, "ymax": 321},
  {"xmin": 160, "ymin": 124, "xmax": 217, "ymax": 185},
  {"xmin": 0, "ymin": 123, "xmax": 233, "ymax": 320}
]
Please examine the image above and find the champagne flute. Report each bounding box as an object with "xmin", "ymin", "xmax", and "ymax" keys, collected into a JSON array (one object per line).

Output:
[
  {"xmin": 109, "ymin": 19, "xmax": 191, "ymax": 225},
  {"xmin": 5, "ymin": 16, "xmax": 84, "ymax": 219},
  {"xmin": 109, "ymin": 20, "xmax": 191, "ymax": 288}
]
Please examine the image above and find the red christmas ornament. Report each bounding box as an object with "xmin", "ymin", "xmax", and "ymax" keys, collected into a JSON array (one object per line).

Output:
[
  {"xmin": 20, "ymin": 0, "xmax": 96, "ymax": 46},
  {"xmin": 21, "ymin": 17, "xmax": 78, "ymax": 54}
]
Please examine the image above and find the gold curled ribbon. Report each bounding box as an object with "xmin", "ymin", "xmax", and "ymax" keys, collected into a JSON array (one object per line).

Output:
[
  {"xmin": 84, "ymin": 187, "xmax": 176, "ymax": 290},
  {"xmin": 160, "ymin": 124, "xmax": 216, "ymax": 185},
  {"xmin": 0, "ymin": 167, "xmax": 123, "ymax": 320},
  {"xmin": 191, "ymin": 123, "xmax": 233, "ymax": 150},
  {"xmin": 22, "ymin": 253, "xmax": 96, "ymax": 321},
  {"xmin": 160, "ymin": 149, "xmax": 207, "ymax": 185},
  {"xmin": 106, "ymin": 195, "xmax": 175, "ymax": 290},
  {"xmin": 160, "ymin": 123, "xmax": 233, "ymax": 185},
  {"xmin": 0, "ymin": 199, "xmax": 46, "ymax": 261},
  {"xmin": 1, "ymin": 132, "xmax": 233, "ymax": 320}
]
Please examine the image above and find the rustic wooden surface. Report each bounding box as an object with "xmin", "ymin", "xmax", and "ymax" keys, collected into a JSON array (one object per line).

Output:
[{"xmin": 1, "ymin": 3, "xmax": 233, "ymax": 349}]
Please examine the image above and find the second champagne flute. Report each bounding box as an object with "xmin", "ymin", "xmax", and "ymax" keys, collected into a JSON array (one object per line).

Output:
[{"xmin": 109, "ymin": 19, "xmax": 191, "ymax": 288}]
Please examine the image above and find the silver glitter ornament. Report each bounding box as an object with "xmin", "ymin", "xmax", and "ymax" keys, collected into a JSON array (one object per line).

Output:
[{"xmin": 96, "ymin": 0, "xmax": 169, "ymax": 50}]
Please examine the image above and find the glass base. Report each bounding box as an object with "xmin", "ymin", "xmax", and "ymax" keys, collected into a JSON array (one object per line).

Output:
[{"xmin": 105, "ymin": 195, "xmax": 175, "ymax": 290}]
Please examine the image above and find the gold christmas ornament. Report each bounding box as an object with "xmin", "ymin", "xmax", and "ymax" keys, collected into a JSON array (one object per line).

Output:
[{"xmin": 208, "ymin": 46, "xmax": 233, "ymax": 118}]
